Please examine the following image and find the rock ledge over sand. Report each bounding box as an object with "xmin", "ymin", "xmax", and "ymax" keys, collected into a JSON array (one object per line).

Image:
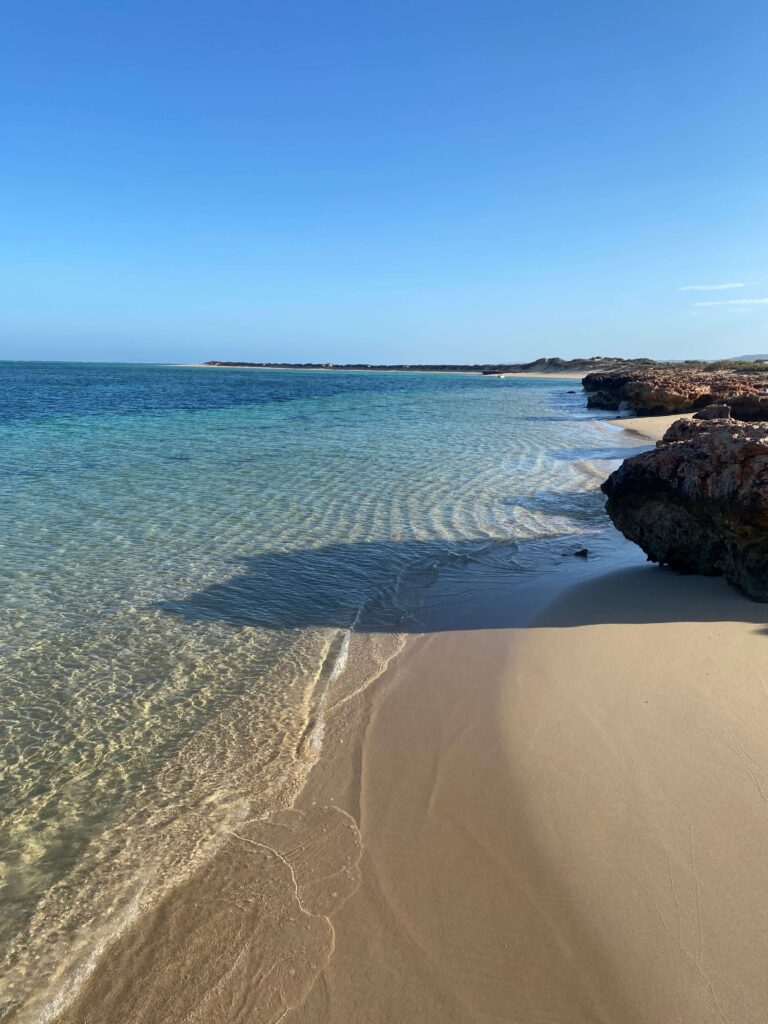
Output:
[{"xmin": 602, "ymin": 417, "xmax": 768, "ymax": 600}]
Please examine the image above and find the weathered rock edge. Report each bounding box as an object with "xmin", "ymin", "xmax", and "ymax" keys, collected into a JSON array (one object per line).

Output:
[
  {"xmin": 583, "ymin": 368, "xmax": 768, "ymax": 415},
  {"xmin": 601, "ymin": 417, "xmax": 768, "ymax": 601}
]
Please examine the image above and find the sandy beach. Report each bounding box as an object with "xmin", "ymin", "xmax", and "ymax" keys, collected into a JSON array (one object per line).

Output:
[
  {"xmin": 505, "ymin": 370, "xmax": 587, "ymax": 379},
  {"xmin": 51, "ymin": 413, "xmax": 768, "ymax": 1024},
  {"xmin": 610, "ymin": 413, "xmax": 688, "ymax": 443}
]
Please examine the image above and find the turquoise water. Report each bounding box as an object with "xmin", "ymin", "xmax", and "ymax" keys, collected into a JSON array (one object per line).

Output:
[{"xmin": 0, "ymin": 363, "xmax": 638, "ymax": 1019}]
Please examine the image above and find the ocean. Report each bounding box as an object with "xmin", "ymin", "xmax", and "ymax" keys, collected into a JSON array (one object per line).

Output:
[{"xmin": 0, "ymin": 362, "xmax": 640, "ymax": 1019}]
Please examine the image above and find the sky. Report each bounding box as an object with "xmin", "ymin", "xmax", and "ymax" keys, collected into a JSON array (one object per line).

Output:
[{"xmin": 1, "ymin": 0, "xmax": 767, "ymax": 364}]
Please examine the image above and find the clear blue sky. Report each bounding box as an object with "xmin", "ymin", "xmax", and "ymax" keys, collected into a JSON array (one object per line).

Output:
[{"xmin": 1, "ymin": 0, "xmax": 767, "ymax": 364}]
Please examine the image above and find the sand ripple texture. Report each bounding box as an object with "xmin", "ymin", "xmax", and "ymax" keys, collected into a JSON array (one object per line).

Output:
[{"xmin": 0, "ymin": 363, "xmax": 641, "ymax": 1019}]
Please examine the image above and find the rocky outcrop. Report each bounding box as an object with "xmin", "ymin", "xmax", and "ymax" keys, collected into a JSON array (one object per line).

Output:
[
  {"xmin": 601, "ymin": 418, "xmax": 768, "ymax": 600},
  {"xmin": 693, "ymin": 393, "xmax": 768, "ymax": 422},
  {"xmin": 693, "ymin": 403, "xmax": 732, "ymax": 420},
  {"xmin": 583, "ymin": 368, "xmax": 768, "ymax": 415}
]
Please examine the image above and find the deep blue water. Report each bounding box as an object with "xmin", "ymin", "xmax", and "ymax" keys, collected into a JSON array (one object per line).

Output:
[{"xmin": 0, "ymin": 361, "xmax": 500, "ymax": 422}]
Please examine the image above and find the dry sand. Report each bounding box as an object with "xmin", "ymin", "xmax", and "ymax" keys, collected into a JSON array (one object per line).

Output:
[
  {"xmin": 505, "ymin": 371, "xmax": 587, "ymax": 379},
  {"xmin": 274, "ymin": 566, "xmax": 768, "ymax": 1024},
  {"xmin": 609, "ymin": 412, "xmax": 690, "ymax": 443}
]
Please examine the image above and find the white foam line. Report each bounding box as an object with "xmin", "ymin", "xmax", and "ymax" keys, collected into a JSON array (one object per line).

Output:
[
  {"xmin": 31, "ymin": 897, "xmax": 143, "ymax": 1024},
  {"xmin": 226, "ymin": 831, "xmax": 309, "ymax": 915}
]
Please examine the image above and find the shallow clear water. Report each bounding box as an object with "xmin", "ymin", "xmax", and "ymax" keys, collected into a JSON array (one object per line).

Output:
[{"xmin": 0, "ymin": 363, "xmax": 639, "ymax": 1018}]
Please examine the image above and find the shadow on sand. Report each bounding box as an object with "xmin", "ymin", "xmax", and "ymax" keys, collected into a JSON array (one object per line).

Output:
[{"xmin": 154, "ymin": 536, "xmax": 768, "ymax": 634}]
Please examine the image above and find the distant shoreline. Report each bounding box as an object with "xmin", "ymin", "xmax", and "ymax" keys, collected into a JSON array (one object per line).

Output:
[{"xmin": 177, "ymin": 362, "xmax": 586, "ymax": 379}]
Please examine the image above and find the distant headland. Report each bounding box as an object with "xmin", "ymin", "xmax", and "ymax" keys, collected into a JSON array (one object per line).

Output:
[
  {"xmin": 199, "ymin": 355, "xmax": 768, "ymax": 376},
  {"xmin": 200, "ymin": 356, "xmax": 654, "ymax": 374}
]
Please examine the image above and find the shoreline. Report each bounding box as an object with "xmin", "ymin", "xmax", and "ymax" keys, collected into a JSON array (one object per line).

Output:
[
  {"xmin": 503, "ymin": 370, "xmax": 585, "ymax": 379},
  {"xmin": 176, "ymin": 363, "xmax": 586, "ymax": 379},
  {"xmin": 56, "ymin": 527, "xmax": 768, "ymax": 1023},
  {"xmin": 52, "ymin": 540, "xmax": 636, "ymax": 1024},
  {"xmin": 49, "ymin": 408, "xmax": 768, "ymax": 1024}
]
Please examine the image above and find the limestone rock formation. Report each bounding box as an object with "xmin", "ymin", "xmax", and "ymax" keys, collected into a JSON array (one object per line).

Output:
[
  {"xmin": 693, "ymin": 403, "xmax": 733, "ymax": 420},
  {"xmin": 601, "ymin": 418, "xmax": 768, "ymax": 600},
  {"xmin": 693, "ymin": 393, "xmax": 768, "ymax": 422},
  {"xmin": 583, "ymin": 368, "xmax": 768, "ymax": 415}
]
